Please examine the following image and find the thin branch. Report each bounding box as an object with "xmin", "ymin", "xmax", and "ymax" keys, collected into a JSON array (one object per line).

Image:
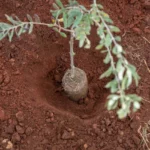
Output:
[
  {"xmin": 93, "ymin": 19, "xmax": 124, "ymax": 98},
  {"xmin": 2, "ymin": 22, "xmax": 73, "ymax": 33},
  {"xmin": 70, "ymin": 31, "xmax": 75, "ymax": 78},
  {"xmin": 138, "ymin": 125, "xmax": 150, "ymax": 150}
]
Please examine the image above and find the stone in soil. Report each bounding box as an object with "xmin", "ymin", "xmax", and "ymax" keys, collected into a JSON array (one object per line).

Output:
[{"xmin": 2, "ymin": 139, "xmax": 13, "ymax": 150}]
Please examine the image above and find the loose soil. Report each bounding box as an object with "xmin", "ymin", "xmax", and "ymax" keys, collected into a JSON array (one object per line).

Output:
[{"xmin": 0, "ymin": 0, "xmax": 150, "ymax": 150}]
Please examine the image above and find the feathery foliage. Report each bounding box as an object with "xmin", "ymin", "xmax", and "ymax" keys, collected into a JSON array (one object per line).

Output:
[{"xmin": 0, "ymin": 14, "xmax": 42, "ymax": 41}]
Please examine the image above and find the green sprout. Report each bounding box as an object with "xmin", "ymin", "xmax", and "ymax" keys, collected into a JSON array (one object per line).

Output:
[{"xmin": 0, "ymin": 0, "xmax": 142, "ymax": 119}]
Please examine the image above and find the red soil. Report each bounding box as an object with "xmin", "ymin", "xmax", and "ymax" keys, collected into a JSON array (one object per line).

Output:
[{"xmin": 0, "ymin": 0, "xmax": 150, "ymax": 150}]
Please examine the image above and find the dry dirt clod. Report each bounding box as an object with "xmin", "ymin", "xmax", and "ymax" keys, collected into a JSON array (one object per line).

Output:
[
  {"xmin": 13, "ymin": 70, "xmax": 21, "ymax": 75},
  {"xmin": 144, "ymin": 0, "xmax": 150, "ymax": 9},
  {"xmin": 84, "ymin": 98, "xmax": 89, "ymax": 105},
  {"xmin": 15, "ymin": 111, "xmax": 24, "ymax": 122},
  {"xmin": 11, "ymin": 132, "xmax": 21, "ymax": 143},
  {"xmin": 54, "ymin": 74, "xmax": 61, "ymax": 83},
  {"xmin": 2, "ymin": 71, "xmax": 10, "ymax": 86},
  {"xmin": 132, "ymin": 27, "xmax": 142, "ymax": 35},
  {"xmin": 117, "ymin": 137, "xmax": 123, "ymax": 144},
  {"xmin": 99, "ymin": 142, "xmax": 104, "ymax": 148},
  {"xmin": 0, "ymin": 43, "xmax": 2, "ymax": 48},
  {"xmin": 132, "ymin": 135, "xmax": 140, "ymax": 145},
  {"xmin": 0, "ymin": 107, "xmax": 5, "ymax": 120},
  {"xmin": 16, "ymin": 125, "xmax": 25, "ymax": 134},
  {"xmin": 105, "ymin": 118, "xmax": 111, "ymax": 126},
  {"xmin": 145, "ymin": 15, "xmax": 150, "ymax": 25},
  {"xmin": 61, "ymin": 130, "xmax": 75, "ymax": 140},
  {"xmin": 116, "ymin": 146, "xmax": 125, "ymax": 150},
  {"xmin": 10, "ymin": 44, "xmax": 15, "ymax": 50},
  {"xmin": 130, "ymin": 0, "xmax": 136, "ymax": 4},
  {"xmin": 5, "ymin": 125, "xmax": 15, "ymax": 134},
  {"xmin": 0, "ymin": 74, "xmax": 4, "ymax": 84},
  {"xmin": 45, "ymin": 118, "xmax": 51, "ymax": 123},
  {"xmin": 83, "ymin": 144, "xmax": 88, "ymax": 149}
]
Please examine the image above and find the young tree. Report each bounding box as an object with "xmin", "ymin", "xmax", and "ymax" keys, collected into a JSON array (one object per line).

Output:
[{"xmin": 0, "ymin": 0, "xmax": 142, "ymax": 118}]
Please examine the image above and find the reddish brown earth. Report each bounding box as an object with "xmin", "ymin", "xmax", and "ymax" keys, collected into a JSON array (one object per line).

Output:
[{"xmin": 0, "ymin": 0, "xmax": 150, "ymax": 150}]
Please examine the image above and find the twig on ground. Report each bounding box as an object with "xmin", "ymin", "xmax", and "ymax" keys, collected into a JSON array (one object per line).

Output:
[
  {"xmin": 138, "ymin": 125, "xmax": 150, "ymax": 150},
  {"xmin": 143, "ymin": 59, "xmax": 150, "ymax": 74},
  {"xmin": 142, "ymin": 36, "xmax": 150, "ymax": 44}
]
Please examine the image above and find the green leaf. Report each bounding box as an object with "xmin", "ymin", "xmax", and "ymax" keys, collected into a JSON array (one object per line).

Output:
[
  {"xmin": 117, "ymin": 108, "xmax": 127, "ymax": 119},
  {"xmin": 116, "ymin": 59, "xmax": 125, "ymax": 80},
  {"xmin": 67, "ymin": 16, "xmax": 74, "ymax": 27},
  {"xmin": 79, "ymin": 36, "xmax": 85, "ymax": 47},
  {"xmin": 52, "ymin": 3, "xmax": 59, "ymax": 10},
  {"xmin": 128, "ymin": 64, "xmax": 140, "ymax": 86},
  {"xmin": 8, "ymin": 29, "xmax": 14, "ymax": 42},
  {"xmin": 126, "ymin": 68, "xmax": 132, "ymax": 87},
  {"xmin": 48, "ymin": 24, "xmax": 55, "ymax": 28},
  {"xmin": 97, "ymin": 4, "xmax": 104, "ymax": 9},
  {"xmin": 105, "ymin": 33, "xmax": 112, "ymax": 47},
  {"xmin": 68, "ymin": 8, "xmax": 82, "ymax": 28},
  {"xmin": 84, "ymin": 38, "xmax": 91, "ymax": 49},
  {"xmin": 115, "ymin": 36, "xmax": 121, "ymax": 42},
  {"xmin": 27, "ymin": 14, "xmax": 33, "ymax": 22},
  {"xmin": 72, "ymin": 13, "xmax": 83, "ymax": 28},
  {"xmin": 5, "ymin": 15, "xmax": 19, "ymax": 25},
  {"xmin": 103, "ymin": 53, "xmax": 110, "ymax": 64},
  {"xmin": 59, "ymin": 32, "xmax": 67, "ymax": 38},
  {"xmin": 95, "ymin": 44, "xmax": 104, "ymax": 50},
  {"xmin": 112, "ymin": 46, "xmax": 117, "ymax": 54},
  {"xmin": 0, "ymin": 31, "xmax": 8, "ymax": 40},
  {"xmin": 53, "ymin": 27, "xmax": 67, "ymax": 38},
  {"xmin": 97, "ymin": 23, "xmax": 105, "ymax": 37},
  {"xmin": 56, "ymin": 0, "xmax": 64, "ymax": 8},
  {"xmin": 29, "ymin": 23, "xmax": 33, "ymax": 34},
  {"xmin": 107, "ymin": 95, "xmax": 119, "ymax": 110},
  {"xmin": 18, "ymin": 26, "xmax": 24, "ymax": 36},
  {"xmin": 79, "ymin": 5, "xmax": 87, "ymax": 11},
  {"xmin": 133, "ymin": 101, "xmax": 140, "ymax": 112},
  {"xmin": 121, "ymin": 75, "xmax": 128, "ymax": 90},
  {"xmin": 127, "ymin": 94, "xmax": 142, "ymax": 102},
  {"xmin": 0, "ymin": 23, "xmax": 12, "ymax": 30},
  {"xmin": 100, "ymin": 67, "xmax": 113, "ymax": 79},
  {"xmin": 34, "ymin": 14, "xmax": 41, "ymax": 23},
  {"xmin": 105, "ymin": 80, "xmax": 118, "ymax": 93},
  {"xmin": 133, "ymin": 101, "xmax": 140, "ymax": 109},
  {"xmin": 109, "ymin": 25, "xmax": 120, "ymax": 33},
  {"xmin": 100, "ymin": 11, "xmax": 113, "ymax": 24},
  {"xmin": 63, "ymin": 11, "xmax": 68, "ymax": 28},
  {"xmin": 116, "ymin": 44, "xmax": 123, "ymax": 53},
  {"xmin": 133, "ymin": 72, "xmax": 140, "ymax": 86},
  {"xmin": 68, "ymin": 0, "xmax": 79, "ymax": 6}
]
